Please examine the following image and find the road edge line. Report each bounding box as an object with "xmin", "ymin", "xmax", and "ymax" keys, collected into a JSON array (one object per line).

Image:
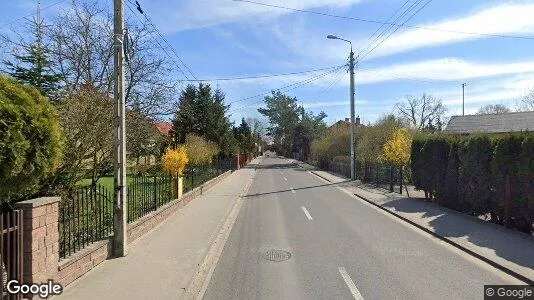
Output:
[
  {"xmin": 184, "ymin": 163, "xmax": 259, "ymax": 300},
  {"xmin": 308, "ymin": 169, "xmax": 534, "ymax": 285}
]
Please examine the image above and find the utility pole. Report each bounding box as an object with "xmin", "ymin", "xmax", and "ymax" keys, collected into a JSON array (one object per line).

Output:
[
  {"xmin": 462, "ymin": 83, "xmax": 466, "ymax": 116},
  {"xmin": 328, "ymin": 34, "xmax": 357, "ymax": 181},
  {"xmin": 113, "ymin": 0, "xmax": 127, "ymax": 257},
  {"xmin": 349, "ymin": 49, "xmax": 356, "ymax": 181}
]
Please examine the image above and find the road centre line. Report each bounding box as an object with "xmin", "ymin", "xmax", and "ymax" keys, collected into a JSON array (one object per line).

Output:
[
  {"xmin": 284, "ymin": 177, "xmax": 287, "ymax": 181},
  {"xmin": 338, "ymin": 267, "xmax": 364, "ymax": 300},
  {"xmin": 301, "ymin": 206, "xmax": 313, "ymax": 220}
]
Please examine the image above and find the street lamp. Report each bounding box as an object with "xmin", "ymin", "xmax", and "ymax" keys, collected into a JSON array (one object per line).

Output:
[{"xmin": 327, "ymin": 34, "xmax": 357, "ymax": 181}]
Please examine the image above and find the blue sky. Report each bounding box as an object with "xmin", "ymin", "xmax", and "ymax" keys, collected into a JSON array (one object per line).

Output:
[{"xmin": 2, "ymin": 0, "xmax": 534, "ymax": 125}]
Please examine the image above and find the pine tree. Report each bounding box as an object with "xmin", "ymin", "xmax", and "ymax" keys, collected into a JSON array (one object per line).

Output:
[
  {"xmin": 172, "ymin": 84, "xmax": 235, "ymax": 156},
  {"xmin": 4, "ymin": 8, "xmax": 61, "ymax": 101},
  {"xmin": 173, "ymin": 84, "xmax": 197, "ymax": 144}
]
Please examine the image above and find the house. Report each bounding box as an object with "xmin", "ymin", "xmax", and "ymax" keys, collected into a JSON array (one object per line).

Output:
[
  {"xmin": 444, "ymin": 111, "xmax": 534, "ymax": 134},
  {"xmin": 330, "ymin": 116, "xmax": 365, "ymax": 129},
  {"xmin": 155, "ymin": 122, "xmax": 173, "ymax": 136}
]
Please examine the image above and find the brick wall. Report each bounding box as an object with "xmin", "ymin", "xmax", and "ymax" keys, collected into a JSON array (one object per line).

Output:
[
  {"xmin": 14, "ymin": 197, "xmax": 60, "ymax": 285},
  {"xmin": 15, "ymin": 170, "xmax": 233, "ymax": 288}
]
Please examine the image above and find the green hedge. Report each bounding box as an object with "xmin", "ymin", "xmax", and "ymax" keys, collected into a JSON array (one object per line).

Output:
[
  {"xmin": 0, "ymin": 75, "xmax": 63, "ymax": 203},
  {"xmin": 411, "ymin": 132, "xmax": 534, "ymax": 234}
]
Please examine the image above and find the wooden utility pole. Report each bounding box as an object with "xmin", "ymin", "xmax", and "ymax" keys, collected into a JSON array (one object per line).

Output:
[{"xmin": 113, "ymin": 0, "xmax": 127, "ymax": 257}]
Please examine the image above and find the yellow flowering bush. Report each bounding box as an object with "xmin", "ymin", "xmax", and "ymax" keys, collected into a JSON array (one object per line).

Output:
[
  {"xmin": 382, "ymin": 128, "xmax": 412, "ymax": 166},
  {"xmin": 162, "ymin": 146, "xmax": 189, "ymax": 176},
  {"xmin": 185, "ymin": 134, "xmax": 220, "ymax": 166}
]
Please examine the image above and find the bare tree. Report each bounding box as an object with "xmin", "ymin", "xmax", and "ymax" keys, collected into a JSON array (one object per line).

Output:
[
  {"xmin": 394, "ymin": 94, "xmax": 447, "ymax": 130},
  {"xmin": 518, "ymin": 88, "xmax": 534, "ymax": 111},
  {"xmin": 476, "ymin": 104, "xmax": 511, "ymax": 115},
  {"xmin": 54, "ymin": 86, "xmax": 114, "ymax": 188},
  {"xmin": 45, "ymin": 0, "xmax": 177, "ymax": 117}
]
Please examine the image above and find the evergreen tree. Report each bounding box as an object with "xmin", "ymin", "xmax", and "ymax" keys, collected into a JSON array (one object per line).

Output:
[
  {"xmin": 172, "ymin": 84, "xmax": 197, "ymax": 144},
  {"xmin": 4, "ymin": 11, "xmax": 61, "ymax": 100},
  {"xmin": 172, "ymin": 83, "xmax": 235, "ymax": 156},
  {"xmin": 212, "ymin": 88, "xmax": 235, "ymax": 156},
  {"xmin": 233, "ymin": 118, "xmax": 254, "ymax": 154}
]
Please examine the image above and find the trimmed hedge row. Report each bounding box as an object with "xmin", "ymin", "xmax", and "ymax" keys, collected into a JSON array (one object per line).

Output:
[{"xmin": 411, "ymin": 133, "xmax": 534, "ymax": 234}]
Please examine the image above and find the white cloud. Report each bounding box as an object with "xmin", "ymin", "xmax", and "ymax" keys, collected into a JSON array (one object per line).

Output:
[
  {"xmin": 145, "ymin": 0, "xmax": 363, "ymax": 33},
  {"xmin": 356, "ymin": 58, "xmax": 534, "ymax": 85},
  {"xmin": 217, "ymin": 57, "xmax": 534, "ymax": 89},
  {"xmin": 363, "ymin": 2, "xmax": 534, "ymax": 59},
  {"xmin": 302, "ymin": 99, "xmax": 367, "ymax": 109}
]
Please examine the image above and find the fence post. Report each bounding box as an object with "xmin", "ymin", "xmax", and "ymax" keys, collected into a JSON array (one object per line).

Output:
[
  {"xmin": 153, "ymin": 176, "xmax": 157, "ymax": 211},
  {"xmin": 375, "ymin": 163, "xmax": 378, "ymax": 187},
  {"xmin": 389, "ymin": 166, "xmax": 394, "ymax": 192},
  {"xmin": 191, "ymin": 167, "xmax": 195, "ymax": 190},
  {"xmin": 14, "ymin": 197, "xmax": 61, "ymax": 286},
  {"xmin": 399, "ymin": 166, "xmax": 404, "ymax": 195}
]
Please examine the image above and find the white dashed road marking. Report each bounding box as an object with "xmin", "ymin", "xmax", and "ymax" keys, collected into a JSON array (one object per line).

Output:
[
  {"xmin": 301, "ymin": 206, "xmax": 313, "ymax": 220},
  {"xmin": 338, "ymin": 267, "xmax": 364, "ymax": 300}
]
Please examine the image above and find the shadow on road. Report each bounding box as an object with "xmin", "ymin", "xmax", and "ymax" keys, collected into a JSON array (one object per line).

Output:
[
  {"xmin": 382, "ymin": 197, "xmax": 534, "ymax": 272},
  {"xmin": 243, "ymin": 163, "xmax": 299, "ymax": 169},
  {"xmin": 243, "ymin": 181, "xmax": 351, "ymax": 197}
]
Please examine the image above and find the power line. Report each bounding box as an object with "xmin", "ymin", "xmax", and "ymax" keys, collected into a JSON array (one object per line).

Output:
[
  {"xmin": 2, "ymin": 0, "xmax": 68, "ymax": 26},
  {"xmin": 357, "ymin": 67, "xmax": 461, "ymax": 85},
  {"xmin": 356, "ymin": 0, "xmax": 413, "ymax": 58},
  {"xmin": 229, "ymin": 65, "xmax": 344, "ymax": 106},
  {"xmin": 126, "ymin": 0, "xmax": 197, "ymax": 80},
  {"xmin": 124, "ymin": 1, "xmax": 191, "ymax": 80},
  {"xmin": 232, "ymin": 0, "xmax": 534, "ymax": 41},
  {"xmin": 228, "ymin": 65, "xmax": 346, "ymax": 112},
  {"xmin": 308, "ymin": 67, "xmax": 346, "ymax": 105},
  {"xmin": 360, "ymin": 0, "xmax": 433, "ymax": 60},
  {"xmin": 180, "ymin": 65, "xmax": 342, "ymax": 82}
]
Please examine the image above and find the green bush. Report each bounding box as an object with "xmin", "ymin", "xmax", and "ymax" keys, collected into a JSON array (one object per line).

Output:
[
  {"xmin": 0, "ymin": 74, "xmax": 63, "ymax": 203},
  {"xmin": 411, "ymin": 132, "xmax": 534, "ymax": 234},
  {"xmin": 491, "ymin": 134, "xmax": 524, "ymax": 227},
  {"xmin": 458, "ymin": 135, "xmax": 494, "ymax": 216},
  {"xmin": 410, "ymin": 137, "xmax": 425, "ymax": 190},
  {"xmin": 518, "ymin": 135, "xmax": 534, "ymax": 232},
  {"xmin": 441, "ymin": 138, "xmax": 460, "ymax": 210}
]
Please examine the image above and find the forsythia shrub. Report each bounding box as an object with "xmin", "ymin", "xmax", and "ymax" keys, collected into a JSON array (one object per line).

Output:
[
  {"xmin": 162, "ymin": 147, "xmax": 188, "ymax": 176},
  {"xmin": 382, "ymin": 128, "xmax": 412, "ymax": 166},
  {"xmin": 185, "ymin": 134, "xmax": 220, "ymax": 166}
]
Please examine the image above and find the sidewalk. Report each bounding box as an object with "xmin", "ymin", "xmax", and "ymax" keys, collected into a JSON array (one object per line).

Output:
[
  {"xmin": 307, "ymin": 167, "xmax": 534, "ymax": 284},
  {"xmin": 56, "ymin": 160, "xmax": 259, "ymax": 300}
]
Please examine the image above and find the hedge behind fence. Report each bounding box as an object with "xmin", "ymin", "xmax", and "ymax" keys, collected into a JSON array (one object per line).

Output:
[{"xmin": 411, "ymin": 132, "xmax": 534, "ymax": 234}]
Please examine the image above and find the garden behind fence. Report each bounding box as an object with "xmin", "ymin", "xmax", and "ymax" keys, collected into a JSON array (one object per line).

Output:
[
  {"xmin": 59, "ymin": 158, "xmax": 235, "ymax": 259},
  {"xmin": 316, "ymin": 159, "xmax": 407, "ymax": 194}
]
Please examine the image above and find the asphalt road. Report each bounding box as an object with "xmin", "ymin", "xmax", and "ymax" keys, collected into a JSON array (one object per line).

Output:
[{"xmin": 204, "ymin": 155, "xmax": 521, "ymax": 300}]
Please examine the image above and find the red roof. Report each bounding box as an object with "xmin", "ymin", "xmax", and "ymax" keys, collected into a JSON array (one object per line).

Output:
[{"xmin": 155, "ymin": 122, "xmax": 173, "ymax": 136}]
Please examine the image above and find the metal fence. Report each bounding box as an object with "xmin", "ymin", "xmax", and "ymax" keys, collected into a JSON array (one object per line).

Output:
[
  {"xmin": 322, "ymin": 161, "xmax": 406, "ymax": 194},
  {"xmin": 59, "ymin": 157, "xmax": 236, "ymax": 259},
  {"xmin": 1, "ymin": 209, "xmax": 23, "ymax": 300},
  {"xmin": 127, "ymin": 175, "xmax": 173, "ymax": 223},
  {"xmin": 59, "ymin": 185, "xmax": 114, "ymax": 259}
]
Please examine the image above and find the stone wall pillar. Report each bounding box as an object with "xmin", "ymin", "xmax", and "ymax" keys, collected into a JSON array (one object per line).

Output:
[{"xmin": 14, "ymin": 197, "xmax": 60, "ymax": 285}]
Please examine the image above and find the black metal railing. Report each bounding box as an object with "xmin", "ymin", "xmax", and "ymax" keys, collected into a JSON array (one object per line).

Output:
[
  {"xmin": 58, "ymin": 158, "xmax": 236, "ymax": 259},
  {"xmin": 59, "ymin": 184, "xmax": 114, "ymax": 259},
  {"xmin": 321, "ymin": 160, "xmax": 406, "ymax": 194},
  {"xmin": 0, "ymin": 209, "xmax": 23, "ymax": 300},
  {"xmin": 127, "ymin": 175, "xmax": 173, "ymax": 223}
]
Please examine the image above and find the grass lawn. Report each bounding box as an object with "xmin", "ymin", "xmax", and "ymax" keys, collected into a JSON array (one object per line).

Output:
[{"xmin": 77, "ymin": 167, "xmax": 220, "ymax": 194}]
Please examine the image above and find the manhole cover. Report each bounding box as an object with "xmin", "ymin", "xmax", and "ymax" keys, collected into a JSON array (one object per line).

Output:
[{"xmin": 264, "ymin": 249, "xmax": 291, "ymax": 262}]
